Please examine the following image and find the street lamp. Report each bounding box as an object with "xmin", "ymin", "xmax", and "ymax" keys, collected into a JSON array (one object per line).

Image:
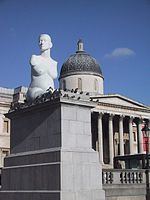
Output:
[{"xmin": 142, "ymin": 123, "xmax": 150, "ymax": 200}]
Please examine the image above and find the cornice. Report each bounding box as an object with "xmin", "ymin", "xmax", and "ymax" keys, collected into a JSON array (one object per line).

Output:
[{"xmin": 96, "ymin": 102, "xmax": 150, "ymax": 113}]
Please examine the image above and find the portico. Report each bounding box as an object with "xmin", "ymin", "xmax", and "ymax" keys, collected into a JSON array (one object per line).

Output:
[{"xmin": 91, "ymin": 94, "xmax": 150, "ymax": 168}]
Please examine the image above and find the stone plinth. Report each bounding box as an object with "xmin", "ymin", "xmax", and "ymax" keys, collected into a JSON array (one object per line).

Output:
[{"xmin": 0, "ymin": 96, "xmax": 105, "ymax": 200}]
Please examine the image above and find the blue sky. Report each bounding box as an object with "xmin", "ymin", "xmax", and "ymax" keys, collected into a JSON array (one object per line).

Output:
[{"xmin": 0, "ymin": 0, "xmax": 150, "ymax": 105}]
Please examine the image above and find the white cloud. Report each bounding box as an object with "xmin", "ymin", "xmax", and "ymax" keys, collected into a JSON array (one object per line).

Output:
[{"xmin": 104, "ymin": 48, "xmax": 136, "ymax": 59}]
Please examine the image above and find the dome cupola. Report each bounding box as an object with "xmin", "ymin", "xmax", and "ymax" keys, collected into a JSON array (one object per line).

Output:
[
  {"xmin": 59, "ymin": 40, "xmax": 103, "ymax": 79},
  {"xmin": 59, "ymin": 40, "xmax": 104, "ymax": 94}
]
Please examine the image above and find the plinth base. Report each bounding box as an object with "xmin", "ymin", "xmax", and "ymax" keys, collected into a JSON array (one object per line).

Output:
[
  {"xmin": 0, "ymin": 148, "xmax": 105, "ymax": 200},
  {"xmin": 0, "ymin": 97, "xmax": 105, "ymax": 200}
]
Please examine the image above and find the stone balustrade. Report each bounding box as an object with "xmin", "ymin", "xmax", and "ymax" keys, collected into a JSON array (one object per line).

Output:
[
  {"xmin": 102, "ymin": 169, "xmax": 146, "ymax": 185},
  {"xmin": 102, "ymin": 169, "xmax": 149, "ymax": 199}
]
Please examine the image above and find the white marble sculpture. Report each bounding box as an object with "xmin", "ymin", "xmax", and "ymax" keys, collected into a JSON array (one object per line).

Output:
[{"xmin": 26, "ymin": 34, "xmax": 57, "ymax": 101}]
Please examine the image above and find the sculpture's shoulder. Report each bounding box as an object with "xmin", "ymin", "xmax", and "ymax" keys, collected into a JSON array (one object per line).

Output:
[
  {"xmin": 30, "ymin": 54, "xmax": 41, "ymax": 65},
  {"xmin": 49, "ymin": 57, "xmax": 57, "ymax": 67},
  {"xmin": 31, "ymin": 54, "xmax": 38, "ymax": 59}
]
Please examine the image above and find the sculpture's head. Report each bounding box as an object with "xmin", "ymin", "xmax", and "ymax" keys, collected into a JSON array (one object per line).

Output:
[{"xmin": 39, "ymin": 34, "xmax": 52, "ymax": 52}]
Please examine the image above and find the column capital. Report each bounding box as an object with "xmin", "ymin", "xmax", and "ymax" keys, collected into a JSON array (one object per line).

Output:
[
  {"xmin": 98, "ymin": 112, "xmax": 104, "ymax": 119},
  {"xmin": 119, "ymin": 115, "xmax": 125, "ymax": 121},
  {"xmin": 138, "ymin": 117, "xmax": 143, "ymax": 124},
  {"xmin": 129, "ymin": 116, "xmax": 134, "ymax": 123},
  {"xmin": 109, "ymin": 113, "xmax": 114, "ymax": 120},
  {"xmin": 144, "ymin": 118, "xmax": 150, "ymax": 123}
]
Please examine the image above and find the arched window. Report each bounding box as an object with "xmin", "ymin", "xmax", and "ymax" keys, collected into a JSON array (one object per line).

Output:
[
  {"xmin": 62, "ymin": 80, "xmax": 66, "ymax": 90},
  {"xmin": 78, "ymin": 78, "xmax": 82, "ymax": 90},
  {"xmin": 94, "ymin": 79, "xmax": 98, "ymax": 91}
]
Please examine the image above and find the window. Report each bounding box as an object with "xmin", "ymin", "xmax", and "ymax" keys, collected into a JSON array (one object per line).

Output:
[
  {"xmin": 78, "ymin": 78, "xmax": 82, "ymax": 90},
  {"xmin": 3, "ymin": 120, "xmax": 9, "ymax": 133},
  {"xmin": 62, "ymin": 80, "xmax": 66, "ymax": 90},
  {"xmin": 94, "ymin": 79, "xmax": 98, "ymax": 91}
]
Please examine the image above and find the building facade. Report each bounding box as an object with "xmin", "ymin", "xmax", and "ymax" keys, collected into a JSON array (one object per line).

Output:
[
  {"xmin": 0, "ymin": 87, "xmax": 13, "ymax": 168},
  {"xmin": 0, "ymin": 86, "xmax": 27, "ymax": 168}
]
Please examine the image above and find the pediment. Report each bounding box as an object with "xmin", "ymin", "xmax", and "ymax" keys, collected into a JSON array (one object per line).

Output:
[{"xmin": 90, "ymin": 94, "xmax": 149, "ymax": 109}]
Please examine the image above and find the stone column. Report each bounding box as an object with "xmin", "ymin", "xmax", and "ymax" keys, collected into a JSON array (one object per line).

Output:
[
  {"xmin": 98, "ymin": 112, "xmax": 103, "ymax": 164},
  {"xmin": 119, "ymin": 115, "xmax": 124, "ymax": 156},
  {"xmin": 109, "ymin": 114, "xmax": 114, "ymax": 166},
  {"xmin": 137, "ymin": 118, "xmax": 144, "ymax": 153},
  {"xmin": 129, "ymin": 116, "xmax": 134, "ymax": 155}
]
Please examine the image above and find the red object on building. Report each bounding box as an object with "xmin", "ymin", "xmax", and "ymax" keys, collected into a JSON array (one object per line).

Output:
[{"xmin": 143, "ymin": 136, "xmax": 148, "ymax": 152}]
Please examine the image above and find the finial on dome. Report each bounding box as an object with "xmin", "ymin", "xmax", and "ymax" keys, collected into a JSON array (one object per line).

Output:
[{"xmin": 77, "ymin": 39, "xmax": 84, "ymax": 52}]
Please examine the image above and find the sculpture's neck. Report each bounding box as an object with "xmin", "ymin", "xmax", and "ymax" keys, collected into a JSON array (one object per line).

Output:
[{"xmin": 41, "ymin": 49, "xmax": 50, "ymax": 58}]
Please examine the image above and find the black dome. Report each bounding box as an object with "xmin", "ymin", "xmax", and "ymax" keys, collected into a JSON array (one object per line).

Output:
[{"xmin": 59, "ymin": 40, "xmax": 103, "ymax": 79}]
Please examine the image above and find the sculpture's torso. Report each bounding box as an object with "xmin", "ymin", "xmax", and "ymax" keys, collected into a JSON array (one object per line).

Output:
[{"xmin": 27, "ymin": 55, "xmax": 57, "ymax": 101}]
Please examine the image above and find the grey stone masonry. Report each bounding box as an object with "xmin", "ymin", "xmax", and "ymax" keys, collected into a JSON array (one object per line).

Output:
[{"xmin": 0, "ymin": 93, "xmax": 105, "ymax": 200}]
